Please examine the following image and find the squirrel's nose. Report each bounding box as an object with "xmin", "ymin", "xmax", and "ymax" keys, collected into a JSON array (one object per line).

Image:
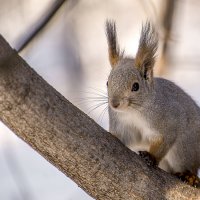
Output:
[{"xmin": 111, "ymin": 99, "xmax": 120, "ymax": 108}]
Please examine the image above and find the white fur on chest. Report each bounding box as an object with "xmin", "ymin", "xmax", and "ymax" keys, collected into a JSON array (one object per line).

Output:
[
  {"xmin": 116, "ymin": 110, "xmax": 158, "ymax": 152},
  {"xmin": 117, "ymin": 110, "xmax": 155, "ymax": 137}
]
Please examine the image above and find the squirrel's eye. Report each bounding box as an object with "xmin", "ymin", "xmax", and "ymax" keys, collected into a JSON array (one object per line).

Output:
[
  {"xmin": 131, "ymin": 82, "xmax": 139, "ymax": 91},
  {"xmin": 106, "ymin": 81, "xmax": 108, "ymax": 87}
]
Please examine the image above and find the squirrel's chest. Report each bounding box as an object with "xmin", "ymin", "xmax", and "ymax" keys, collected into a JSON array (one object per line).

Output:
[
  {"xmin": 113, "ymin": 111, "xmax": 158, "ymax": 151},
  {"xmin": 118, "ymin": 111, "xmax": 155, "ymax": 136}
]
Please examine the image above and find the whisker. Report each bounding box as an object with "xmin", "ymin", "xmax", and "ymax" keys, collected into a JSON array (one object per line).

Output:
[
  {"xmin": 72, "ymin": 93, "xmax": 108, "ymax": 106},
  {"xmin": 84, "ymin": 90, "xmax": 107, "ymax": 98},
  {"xmin": 97, "ymin": 104, "xmax": 107, "ymax": 122},
  {"xmin": 74, "ymin": 99, "xmax": 108, "ymax": 108},
  {"xmin": 99, "ymin": 105, "xmax": 108, "ymax": 124},
  {"xmin": 70, "ymin": 88, "xmax": 109, "ymax": 123},
  {"xmin": 87, "ymin": 102, "xmax": 108, "ymax": 115},
  {"xmin": 77, "ymin": 101, "xmax": 108, "ymax": 110},
  {"xmin": 128, "ymin": 99, "xmax": 152, "ymax": 112},
  {"xmin": 77, "ymin": 96, "xmax": 108, "ymax": 101},
  {"xmin": 74, "ymin": 101, "xmax": 92, "ymax": 107},
  {"xmin": 74, "ymin": 98, "xmax": 108, "ymax": 103},
  {"xmin": 88, "ymin": 87, "xmax": 107, "ymax": 96},
  {"xmin": 75, "ymin": 90, "xmax": 107, "ymax": 98}
]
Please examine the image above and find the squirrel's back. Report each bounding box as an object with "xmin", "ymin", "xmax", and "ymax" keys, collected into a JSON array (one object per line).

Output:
[
  {"xmin": 148, "ymin": 78, "xmax": 200, "ymax": 173},
  {"xmin": 154, "ymin": 77, "xmax": 200, "ymax": 123}
]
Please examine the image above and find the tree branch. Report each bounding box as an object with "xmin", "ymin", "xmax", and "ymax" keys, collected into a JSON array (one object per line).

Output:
[
  {"xmin": 17, "ymin": 0, "xmax": 67, "ymax": 52},
  {"xmin": 0, "ymin": 35, "xmax": 199, "ymax": 200}
]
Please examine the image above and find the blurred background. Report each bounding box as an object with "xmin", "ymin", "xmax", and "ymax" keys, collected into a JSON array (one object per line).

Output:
[{"xmin": 0, "ymin": 0, "xmax": 200, "ymax": 199}]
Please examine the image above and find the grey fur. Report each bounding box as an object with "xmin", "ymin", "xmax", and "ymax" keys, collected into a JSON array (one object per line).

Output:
[{"xmin": 106, "ymin": 21, "xmax": 200, "ymax": 174}]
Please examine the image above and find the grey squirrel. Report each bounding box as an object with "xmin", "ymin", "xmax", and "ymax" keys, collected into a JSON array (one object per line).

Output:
[{"xmin": 105, "ymin": 20, "xmax": 200, "ymax": 187}]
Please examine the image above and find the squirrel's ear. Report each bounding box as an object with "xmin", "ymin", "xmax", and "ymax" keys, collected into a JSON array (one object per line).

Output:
[
  {"xmin": 106, "ymin": 20, "xmax": 123, "ymax": 68},
  {"xmin": 135, "ymin": 21, "xmax": 158, "ymax": 81}
]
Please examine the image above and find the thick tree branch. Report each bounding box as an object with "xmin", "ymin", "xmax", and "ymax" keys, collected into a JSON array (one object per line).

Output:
[{"xmin": 0, "ymin": 35, "xmax": 199, "ymax": 200}]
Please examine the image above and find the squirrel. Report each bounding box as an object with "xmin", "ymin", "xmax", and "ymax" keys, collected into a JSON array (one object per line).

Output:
[{"xmin": 105, "ymin": 20, "xmax": 200, "ymax": 187}]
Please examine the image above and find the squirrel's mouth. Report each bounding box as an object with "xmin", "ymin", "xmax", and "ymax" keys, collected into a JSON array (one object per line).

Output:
[{"xmin": 109, "ymin": 98, "xmax": 129, "ymax": 111}]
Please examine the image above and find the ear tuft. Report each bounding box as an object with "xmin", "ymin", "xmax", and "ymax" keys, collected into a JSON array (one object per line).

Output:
[
  {"xmin": 106, "ymin": 20, "xmax": 123, "ymax": 68},
  {"xmin": 135, "ymin": 21, "xmax": 158, "ymax": 80}
]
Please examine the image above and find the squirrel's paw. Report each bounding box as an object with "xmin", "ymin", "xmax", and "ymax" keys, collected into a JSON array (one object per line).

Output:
[
  {"xmin": 175, "ymin": 170, "xmax": 200, "ymax": 188},
  {"xmin": 139, "ymin": 151, "xmax": 157, "ymax": 167}
]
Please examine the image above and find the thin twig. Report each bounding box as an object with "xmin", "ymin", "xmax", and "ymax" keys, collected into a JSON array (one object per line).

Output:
[{"xmin": 17, "ymin": 0, "xmax": 67, "ymax": 52}]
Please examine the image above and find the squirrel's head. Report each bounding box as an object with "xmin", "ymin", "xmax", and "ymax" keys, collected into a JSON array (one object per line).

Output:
[{"xmin": 106, "ymin": 20, "xmax": 158, "ymax": 111}]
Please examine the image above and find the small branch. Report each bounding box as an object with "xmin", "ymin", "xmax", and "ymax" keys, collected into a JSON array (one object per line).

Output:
[
  {"xmin": 0, "ymin": 35, "xmax": 199, "ymax": 199},
  {"xmin": 155, "ymin": 0, "xmax": 178, "ymax": 75},
  {"xmin": 17, "ymin": 0, "xmax": 67, "ymax": 52},
  {"xmin": 161, "ymin": 0, "xmax": 176, "ymax": 55}
]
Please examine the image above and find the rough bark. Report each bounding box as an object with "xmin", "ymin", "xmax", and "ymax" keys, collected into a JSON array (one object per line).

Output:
[{"xmin": 0, "ymin": 35, "xmax": 199, "ymax": 200}]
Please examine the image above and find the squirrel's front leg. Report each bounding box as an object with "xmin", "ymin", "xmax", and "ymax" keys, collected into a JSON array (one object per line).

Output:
[
  {"xmin": 139, "ymin": 151, "xmax": 157, "ymax": 166},
  {"xmin": 139, "ymin": 134, "xmax": 166, "ymax": 166},
  {"xmin": 149, "ymin": 134, "xmax": 165, "ymax": 162}
]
